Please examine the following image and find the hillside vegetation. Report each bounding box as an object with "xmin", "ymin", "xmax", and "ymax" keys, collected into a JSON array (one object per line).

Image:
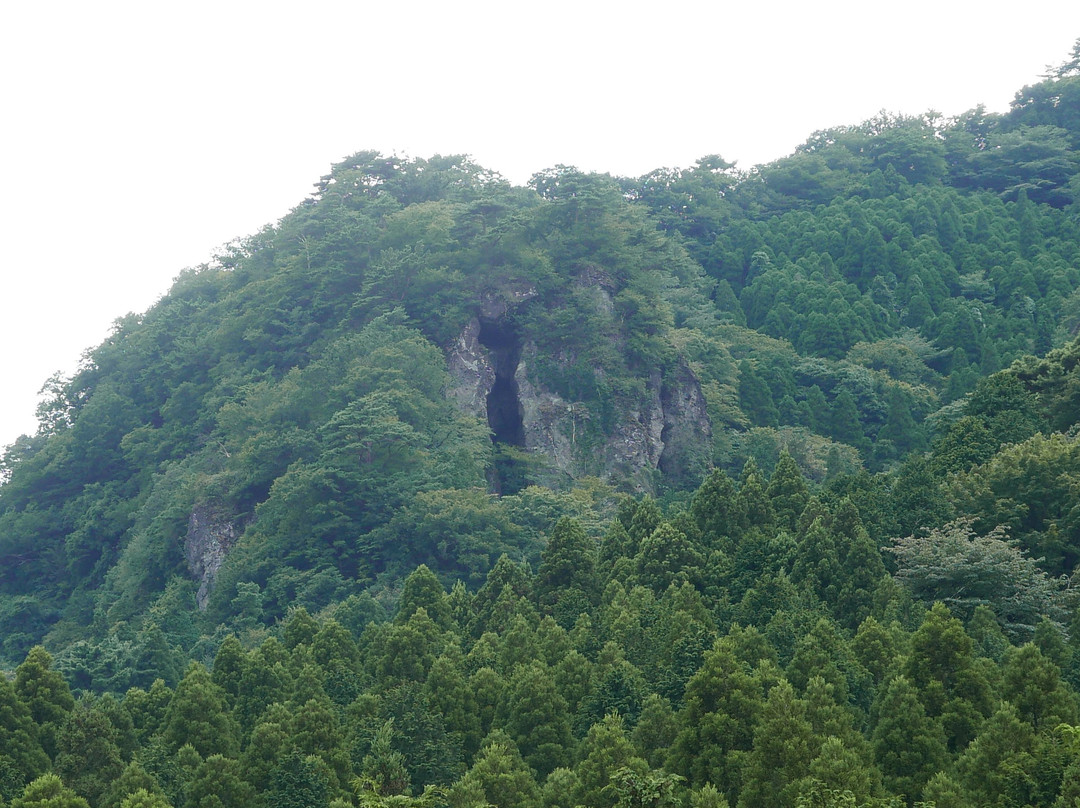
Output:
[{"xmin": 2, "ymin": 39, "xmax": 1080, "ymax": 808}]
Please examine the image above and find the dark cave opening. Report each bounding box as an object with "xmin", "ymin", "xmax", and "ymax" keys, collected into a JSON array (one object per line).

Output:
[
  {"xmin": 479, "ymin": 318, "xmax": 525, "ymax": 447},
  {"xmin": 478, "ymin": 318, "xmax": 527, "ymax": 494}
]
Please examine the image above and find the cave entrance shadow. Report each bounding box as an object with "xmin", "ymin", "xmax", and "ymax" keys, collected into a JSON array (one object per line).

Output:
[{"xmin": 478, "ymin": 318, "xmax": 527, "ymax": 493}]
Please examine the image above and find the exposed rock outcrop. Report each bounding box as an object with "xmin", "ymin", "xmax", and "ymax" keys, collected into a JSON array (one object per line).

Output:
[
  {"xmin": 445, "ymin": 282, "xmax": 537, "ymax": 423},
  {"xmin": 444, "ymin": 276, "xmax": 712, "ymax": 492},
  {"xmin": 184, "ymin": 506, "xmax": 240, "ymax": 610},
  {"xmin": 446, "ymin": 317, "xmax": 496, "ymax": 420}
]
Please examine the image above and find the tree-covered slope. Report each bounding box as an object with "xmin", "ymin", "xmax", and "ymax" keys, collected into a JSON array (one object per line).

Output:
[
  {"xmin": 4, "ymin": 38, "xmax": 1080, "ymax": 808},
  {"xmin": 1, "ymin": 41, "xmax": 1080, "ymax": 672}
]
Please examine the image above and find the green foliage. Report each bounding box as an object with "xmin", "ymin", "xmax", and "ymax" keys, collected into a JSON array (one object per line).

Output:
[
  {"xmin": 5, "ymin": 46, "xmax": 1080, "ymax": 808},
  {"xmin": 10, "ymin": 774, "xmax": 90, "ymax": 808},
  {"xmin": 161, "ymin": 663, "xmax": 239, "ymax": 759},
  {"xmin": 887, "ymin": 519, "xmax": 1068, "ymax": 638}
]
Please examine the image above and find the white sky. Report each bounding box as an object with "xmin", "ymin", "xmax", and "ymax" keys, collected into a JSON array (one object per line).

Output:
[{"xmin": 1, "ymin": 1, "xmax": 1079, "ymax": 451}]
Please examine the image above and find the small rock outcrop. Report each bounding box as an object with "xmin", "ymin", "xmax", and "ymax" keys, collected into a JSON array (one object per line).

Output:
[
  {"xmin": 184, "ymin": 506, "xmax": 240, "ymax": 610},
  {"xmin": 446, "ymin": 317, "xmax": 496, "ymax": 420}
]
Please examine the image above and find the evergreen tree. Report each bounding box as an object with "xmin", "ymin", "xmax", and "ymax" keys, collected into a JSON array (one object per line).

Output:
[
  {"xmin": 535, "ymin": 518, "xmax": 599, "ymax": 613},
  {"xmin": 826, "ymin": 389, "xmax": 866, "ymax": 452},
  {"xmin": 53, "ymin": 697, "xmax": 125, "ymax": 808},
  {"xmin": 632, "ymin": 695, "xmax": 679, "ymax": 770},
  {"xmin": 903, "ymin": 602, "xmax": 992, "ymax": 751},
  {"xmin": 0, "ymin": 672, "xmax": 49, "ymax": 784},
  {"xmin": 162, "ymin": 663, "xmax": 240, "ymax": 759},
  {"xmin": 690, "ymin": 470, "xmax": 741, "ymax": 552},
  {"xmin": 954, "ymin": 702, "xmax": 1038, "ymax": 807},
  {"xmin": 735, "ymin": 460, "xmax": 775, "ymax": 535},
  {"xmin": 870, "ymin": 675, "xmax": 946, "ymax": 802},
  {"xmin": 268, "ymin": 751, "xmax": 330, "ymax": 808},
  {"xmin": 383, "ymin": 681, "xmax": 463, "ymax": 788},
  {"xmin": 501, "ymin": 662, "xmax": 574, "ymax": 778},
  {"xmin": 396, "ymin": 566, "xmax": 453, "ymax": 630},
  {"xmin": 10, "ymin": 774, "xmax": 90, "ymax": 808},
  {"xmin": 282, "ymin": 607, "xmax": 321, "ymax": 651},
  {"xmin": 669, "ymin": 637, "xmax": 763, "ymax": 800},
  {"xmin": 99, "ymin": 762, "xmax": 164, "ymax": 808},
  {"xmin": 209, "ymin": 636, "xmax": 246, "ymax": 707},
  {"xmin": 576, "ymin": 713, "xmax": 648, "ymax": 808},
  {"xmin": 454, "ymin": 733, "xmax": 540, "ymax": 808},
  {"xmin": 425, "ymin": 647, "xmax": 482, "ymax": 761},
  {"xmin": 765, "ymin": 452, "xmax": 809, "ymax": 534},
  {"xmin": 737, "ymin": 679, "xmax": 815, "ymax": 808},
  {"xmin": 360, "ymin": 720, "xmax": 410, "ymax": 797},
  {"xmin": 183, "ymin": 755, "xmax": 254, "ymax": 808},
  {"xmin": 635, "ymin": 522, "xmax": 705, "ymax": 595},
  {"xmin": 14, "ymin": 646, "xmax": 74, "ymax": 761},
  {"xmin": 738, "ymin": 361, "xmax": 780, "ymax": 427},
  {"xmin": 118, "ymin": 791, "xmax": 171, "ymax": 808},
  {"xmin": 1001, "ymin": 643, "xmax": 1079, "ymax": 730}
]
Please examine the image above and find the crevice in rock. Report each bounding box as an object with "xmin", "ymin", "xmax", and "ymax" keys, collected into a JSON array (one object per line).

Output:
[
  {"xmin": 478, "ymin": 318, "xmax": 527, "ymax": 494},
  {"xmin": 478, "ymin": 318, "xmax": 525, "ymax": 447}
]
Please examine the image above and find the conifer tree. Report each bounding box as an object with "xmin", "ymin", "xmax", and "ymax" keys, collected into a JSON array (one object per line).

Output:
[
  {"xmin": 765, "ymin": 452, "xmax": 809, "ymax": 534},
  {"xmin": 954, "ymin": 702, "xmax": 1038, "ymax": 806},
  {"xmin": 310, "ymin": 619, "xmax": 362, "ymax": 671},
  {"xmin": 737, "ymin": 679, "xmax": 815, "ymax": 808},
  {"xmin": 209, "ymin": 635, "xmax": 246, "ymax": 707},
  {"xmin": 454, "ymin": 733, "xmax": 540, "ymax": 808},
  {"xmin": 118, "ymin": 790, "xmax": 171, "ymax": 808},
  {"xmin": 903, "ymin": 602, "xmax": 992, "ymax": 751},
  {"xmin": 183, "ymin": 755, "xmax": 254, "ymax": 808},
  {"xmin": 535, "ymin": 517, "xmax": 599, "ymax": 612},
  {"xmin": 736, "ymin": 459, "xmax": 775, "ymax": 533},
  {"xmin": 99, "ymin": 761, "xmax": 164, "ymax": 808},
  {"xmin": 870, "ymin": 675, "xmax": 946, "ymax": 802},
  {"xmin": 632, "ymin": 695, "xmax": 678, "ymax": 770},
  {"xmin": 501, "ymin": 662, "xmax": 574, "ymax": 778},
  {"xmin": 233, "ymin": 646, "xmax": 289, "ymax": 734},
  {"xmin": 162, "ymin": 663, "xmax": 240, "ymax": 759},
  {"xmin": 0, "ymin": 672, "xmax": 49, "ymax": 783},
  {"xmin": 627, "ymin": 498, "xmax": 663, "ymax": 554},
  {"xmin": 669, "ymin": 638, "xmax": 762, "ymax": 800},
  {"xmin": 540, "ymin": 768, "xmax": 580, "ymax": 808},
  {"xmin": 691, "ymin": 470, "xmax": 741, "ymax": 552},
  {"xmin": 268, "ymin": 752, "xmax": 330, "ymax": 808},
  {"xmin": 10, "ymin": 774, "xmax": 90, "ymax": 808},
  {"xmin": 240, "ymin": 705, "xmax": 291, "ymax": 795},
  {"xmin": 383, "ymin": 681, "xmax": 463, "ymax": 788},
  {"xmin": 360, "ymin": 720, "xmax": 410, "ymax": 797},
  {"xmin": 801, "ymin": 736, "xmax": 878, "ymax": 806},
  {"xmin": 425, "ymin": 646, "xmax": 482, "ymax": 760},
  {"xmin": 282, "ymin": 607, "xmax": 321, "ymax": 651},
  {"xmin": 288, "ymin": 696, "xmax": 352, "ymax": 792},
  {"xmin": 576, "ymin": 713, "xmax": 649, "ymax": 808},
  {"xmin": 635, "ymin": 522, "xmax": 705, "ymax": 595},
  {"xmin": 396, "ymin": 566, "xmax": 453, "ymax": 630},
  {"xmin": 1001, "ymin": 642, "xmax": 1079, "ymax": 730},
  {"xmin": 738, "ymin": 360, "xmax": 780, "ymax": 427},
  {"xmin": 14, "ymin": 646, "xmax": 74, "ymax": 762},
  {"xmin": 53, "ymin": 697, "xmax": 125, "ymax": 808}
]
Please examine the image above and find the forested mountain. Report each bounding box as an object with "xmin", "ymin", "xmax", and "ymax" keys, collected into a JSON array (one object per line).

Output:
[{"xmin": 2, "ymin": 40, "xmax": 1080, "ymax": 808}]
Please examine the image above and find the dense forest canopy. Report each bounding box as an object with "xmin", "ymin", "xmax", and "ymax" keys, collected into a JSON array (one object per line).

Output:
[{"xmin": 3, "ymin": 39, "xmax": 1080, "ymax": 808}]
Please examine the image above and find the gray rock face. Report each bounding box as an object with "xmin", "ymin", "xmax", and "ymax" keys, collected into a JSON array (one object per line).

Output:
[
  {"xmin": 444, "ymin": 273, "xmax": 712, "ymax": 492},
  {"xmin": 659, "ymin": 361, "xmax": 713, "ymax": 485},
  {"xmin": 445, "ymin": 282, "xmax": 538, "ymax": 423},
  {"xmin": 447, "ymin": 326, "xmax": 713, "ymax": 491},
  {"xmin": 446, "ymin": 317, "xmax": 496, "ymax": 420},
  {"xmin": 516, "ymin": 344, "xmax": 579, "ymax": 480},
  {"xmin": 184, "ymin": 506, "xmax": 240, "ymax": 610}
]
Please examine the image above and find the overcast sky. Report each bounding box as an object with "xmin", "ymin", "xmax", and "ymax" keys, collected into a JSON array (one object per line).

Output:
[{"xmin": 2, "ymin": 1, "xmax": 1079, "ymax": 451}]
